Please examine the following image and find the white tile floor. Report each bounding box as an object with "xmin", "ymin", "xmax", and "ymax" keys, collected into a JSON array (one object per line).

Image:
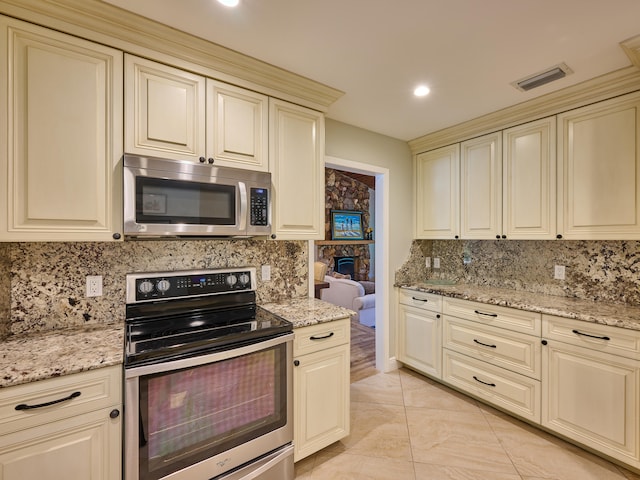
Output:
[{"xmin": 294, "ymin": 368, "xmax": 640, "ymax": 480}]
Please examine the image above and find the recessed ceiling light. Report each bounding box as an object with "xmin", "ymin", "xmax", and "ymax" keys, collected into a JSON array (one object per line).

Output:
[
  {"xmin": 217, "ymin": 0, "xmax": 239, "ymax": 7},
  {"xmin": 414, "ymin": 85, "xmax": 430, "ymax": 97}
]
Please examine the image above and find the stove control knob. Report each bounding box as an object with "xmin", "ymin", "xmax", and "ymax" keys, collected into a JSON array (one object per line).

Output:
[
  {"xmin": 156, "ymin": 279, "xmax": 171, "ymax": 293},
  {"xmin": 238, "ymin": 273, "xmax": 250, "ymax": 285},
  {"xmin": 138, "ymin": 280, "xmax": 154, "ymax": 294},
  {"xmin": 225, "ymin": 274, "xmax": 238, "ymax": 287}
]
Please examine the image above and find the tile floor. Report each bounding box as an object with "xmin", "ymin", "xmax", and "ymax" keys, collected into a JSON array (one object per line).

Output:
[{"xmin": 294, "ymin": 368, "xmax": 640, "ymax": 480}]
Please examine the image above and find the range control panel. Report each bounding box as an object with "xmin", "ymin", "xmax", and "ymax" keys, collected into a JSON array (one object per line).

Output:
[{"xmin": 126, "ymin": 268, "xmax": 256, "ymax": 303}]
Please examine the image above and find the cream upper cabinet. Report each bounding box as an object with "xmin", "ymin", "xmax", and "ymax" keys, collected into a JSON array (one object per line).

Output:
[
  {"xmin": 415, "ymin": 144, "xmax": 460, "ymax": 239},
  {"xmin": 125, "ymin": 54, "xmax": 206, "ymax": 162},
  {"xmin": 0, "ymin": 16, "xmax": 123, "ymax": 242},
  {"xmin": 503, "ymin": 117, "xmax": 556, "ymax": 239},
  {"xmin": 125, "ymin": 55, "xmax": 268, "ymax": 171},
  {"xmin": 206, "ymin": 80, "xmax": 268, "ymax": 171},
  {"xmin": 460, "ymin": 132, "xmax": 502, "ymax": 239},
  {"xmin": 269, "ymin": 99, "xmax": 324, "ymax": 240},
  {"xmin": 557, "ymin": 91, "xmax": 640, "ymax": 239}
]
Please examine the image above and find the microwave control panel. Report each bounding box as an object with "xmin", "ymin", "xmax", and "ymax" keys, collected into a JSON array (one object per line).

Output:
[{"xmin": 250, "ymin": 188, "xmax": 269, "ymax": 226}]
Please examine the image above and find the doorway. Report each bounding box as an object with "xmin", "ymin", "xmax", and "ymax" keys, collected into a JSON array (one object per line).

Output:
[{"xmin": 321, "ymin": 155, "xmax": 390, "ymax": 374}]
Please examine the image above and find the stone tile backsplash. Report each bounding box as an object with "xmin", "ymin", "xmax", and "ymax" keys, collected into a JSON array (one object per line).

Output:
[
  {"xmin": 396, "ymin": 239, "xmax": 640, "ymax": 306},
  {"xmin": 1, "ymin": 239, "xmax": 307, "ymax": 338}
]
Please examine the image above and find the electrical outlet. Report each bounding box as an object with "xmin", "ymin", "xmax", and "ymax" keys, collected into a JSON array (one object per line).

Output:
[
  {"xmin": 554, "ymin": 265, "xmax": 566, "ymax": 280},
  {"xmin": 261, "ymin": 265, "xmax": 271, "ymax": 281},
  {"xmin": 86, "ymin": 275, "xmax": 102, "ymax": 297},
  {"xmin": 433, "ymin": 258, "xmax": 441, "ymax": 269},
  {"xmin": 425, "ymin": 257, "xmax": 431, "ymax": 268}
]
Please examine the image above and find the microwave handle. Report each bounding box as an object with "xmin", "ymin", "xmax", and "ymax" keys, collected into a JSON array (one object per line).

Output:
[{"xmin": 238, "ymin": 182, "xmax": 247, "ymax": 231}]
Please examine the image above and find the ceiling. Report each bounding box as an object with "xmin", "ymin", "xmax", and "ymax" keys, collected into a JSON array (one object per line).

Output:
[{"xmin": 103, "ymin": 0, "xmax": 640, "ymax": 142}]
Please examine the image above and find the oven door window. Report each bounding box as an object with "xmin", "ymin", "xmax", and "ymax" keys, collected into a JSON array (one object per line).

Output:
[
  {"xmin": 135, "ymin": 176, "xmax": 236, "ymax": 225},
  {"xmin": 138, "ymin": 343, "xmax": 287, "ymax": 480}
]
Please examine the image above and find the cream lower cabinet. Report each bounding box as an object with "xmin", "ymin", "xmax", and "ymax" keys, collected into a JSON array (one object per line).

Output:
[
  {"xmin": 269, "ymin": 99, "xmax": 325, "ymax": 240},
  {"xmin": 557, "ymin": 90, "xmax": 640, "ymax": 239},
  {"xmin": 441, "ymin": 297, "xmax": 542, "ymax": 422},
  {"xmin": 415, "ymin": 144, "xmax": 460, "ymax": 239},
  {"xmin": 0, "ymin": 16, "xmax": 123, "ymax": 241},
  {"xmin": 293, "ymin": 318, "xmax": 350, "ymax": 462},
  {"xmin": 397, "ymin": 288, "xmax": 443, "ymax": 378},
  {"xmin": 125, "ymin": 54, "xmax": 268, "ymax": 171},
  {"xmin": 542, "ymin": 315, "xmax": 640, "ymax": 470},
  {"xmin": 0, "ymin": 366, "xmax": 122, "ymax": 480}
]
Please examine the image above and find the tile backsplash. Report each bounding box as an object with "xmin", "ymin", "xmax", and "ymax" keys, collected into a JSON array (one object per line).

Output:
[
  {"xmin": 396, "ymin": 239, "xmax": 640, "ymax": 306},
  {"xmin": 1, "ymin": 239, "xmax": 308, "ymax": 338}
]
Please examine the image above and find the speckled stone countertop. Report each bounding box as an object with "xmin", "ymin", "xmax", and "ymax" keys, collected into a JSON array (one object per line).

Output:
[
  {"xmin": 399, "ymin": 283, "xmax": 640, "ymax": 332},
  {"xmin": 260, "ymin": 297, "xmax": 355, "ymax": 328},
  {"xmin": 0, "ymin": 325, "xmax": 124, "ymax": 388},
  {"xmin": 0, "ymin": 298, "xmax": 353, "ymax": 389}
]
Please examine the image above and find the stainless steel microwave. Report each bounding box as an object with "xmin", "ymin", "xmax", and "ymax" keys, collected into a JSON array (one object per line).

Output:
[{"xmin": 123, "ymin": 154, "xmax": 271, "ymax": 238}]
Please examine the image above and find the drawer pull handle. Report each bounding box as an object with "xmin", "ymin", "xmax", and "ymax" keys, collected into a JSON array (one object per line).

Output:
[
  {"xmin": 474, "ymin": 310, "xmax": 498, "ymax": 318},
  {"xmin": 473, "ymin": 339, "xmax": 497, "ymax": 348},
  {"xmin": 411, "ymin": 297, "xmax": 428, "ymax": 302},
  {"xmin": 472, "ymin": 376, "xmax": 496, "ymax": 387},
  {"xmin": 310, "ymin": 332, "xmax": 334, "ymax": 341},
  {"xmin": 572, "ymin": 329, "xmax": 610, "ymax": 341},
  {"xmin": 15, "ymin": 391, "xmax": 81, "ymax": 411}
]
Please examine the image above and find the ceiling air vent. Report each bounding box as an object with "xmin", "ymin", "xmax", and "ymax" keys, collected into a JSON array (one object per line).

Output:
[{"xmin": 512, "ymin": 63, "xmax": 573, "ymax": 92}]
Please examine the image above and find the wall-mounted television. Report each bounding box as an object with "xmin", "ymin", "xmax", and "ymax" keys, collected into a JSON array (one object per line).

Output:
[{"xmin": 330, "ymin": 210, "xmax": 364, "ymax": 240}]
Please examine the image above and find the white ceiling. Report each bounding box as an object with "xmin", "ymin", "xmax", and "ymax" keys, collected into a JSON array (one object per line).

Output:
[{"xmin": 103, "ymin": 0, "xmax": 640, "ymax": 141}]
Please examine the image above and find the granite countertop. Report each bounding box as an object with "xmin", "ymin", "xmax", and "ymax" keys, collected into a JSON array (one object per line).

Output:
[
  {"xmin": 0, "ymin": 324, "xmax": 124, "ymax": 389},
  {"xmin": 0, "ymin": 297, "xmax": 353, "ymax": 389},
  {"xmin": 398, "ymin": 283, "xmax": 640, "ymax": 332},
  {"xmin": 260, "ymin": 297, "xmax": 356, "ymax": 328}
]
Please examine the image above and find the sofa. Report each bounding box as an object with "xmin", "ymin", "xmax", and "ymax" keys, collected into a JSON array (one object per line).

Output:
[{"xmin": 319, "ymin": 275, "xmax": 376, "ymax": 327}]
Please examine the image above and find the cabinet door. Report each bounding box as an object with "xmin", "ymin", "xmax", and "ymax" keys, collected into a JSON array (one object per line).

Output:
[
  {"xmin": 269, "ymin": 99, "xmax": 324, "ymax": 240},
  {"xmin": 415, "ymin": 144, "xmax": 460, "ymax": 239},
  {"xmin": 542, "ymin": 340, "xmax": 640, "ymax": 467},
  {"xmin": 206, "ymin": 80, "xmax": 268, "ymax": 171},
  {"xmin": 557, "ymin": 91, "xmax": 640, "ymax": 239},
  {"xmin": 0, "ymin": 407, "xmax": 121, "ymax": 480},
  {"xmin": 0, "ymin": 17, "xmax": 123, "ymax": 241},
  {"xmin": 293, "ymin": 343, "xmax": 349, "ymax": 462},
  {"xmin": 460, "ymin": 132, "xmax": 502, "ymax": 239},
  {"xmin": 397, "ymin": 303, "xmax": 442, "ymax": 378},
  {"xmin": 503, "ymin": 117, "xmax": 556, "ymax": 239},
  {"xmin": 125, "ymin": 54, "xmax": 206, "ymax": 162}
]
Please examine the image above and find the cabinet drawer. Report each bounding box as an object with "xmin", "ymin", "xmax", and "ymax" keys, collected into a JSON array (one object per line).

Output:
[
  {"xmin": 543, "ymin": 315, "xmax": 640, "ymax": 360},
  {"xmin": 443, "ymin": 316, "xmax": 541, "ymax": 380},
  {"xmin": 0, "ymin": 366, "xmax": 121, "ymax": 435},
  {"xmin": 443, "ymin": 297, "xmax": 541, "ymax": 336},
  {"xmin": 294, "ymin": 318, "xmax": 350, "ymax": 356},
  {"xmin": 399, "ymin": 288, "xmax": 442, "ymax": 313},
  {"xmin": 443, "ymin": 349, "xmax": 541, "ymax": 423}
]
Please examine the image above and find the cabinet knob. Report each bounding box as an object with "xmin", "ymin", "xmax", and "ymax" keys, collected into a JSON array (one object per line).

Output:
[
  {"xmin": 112, "ymin": 232, "xmax": 121, "ymax": 240},
  {"xmin": 436, "ymin": 314, "xmax": 441, "ymax": 319},
  {"xmin": 454, "ymin": 235, "xmax": 459, "ymax": 239},
  {"xmin": 541, "ymin": 339, "xmax": 548, "ymax": 345},
  {"xmin": 293, "ymin": 360, "xmax": 300, "ymax": 367},
  {"xmin": 501, "ymin": 235, "xmax": 506, "ymax": 239},
  {"xmin": 109, "ymin": 409, "xmax": 120, "ymax": 419},
  {"xmin": 496, "ymin": 235, "xmax": 500, "ymax": 239},
  {"xmin": 199, "ymin": 156, "xmax": 206, "ymax": 163},
  {"xmin": 556, "ymin": 234, "xmax": 563, "ymax": 239},
  {"xmin": 271, "ymin": 234, "xmax": 277, "ymax": 239},
  {"xmin": 208, "ymin": 157, "xmax": 215, "ymax": 164}
]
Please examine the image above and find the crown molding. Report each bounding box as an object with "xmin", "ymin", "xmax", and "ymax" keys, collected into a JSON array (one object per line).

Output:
[
  {"xmin": 0, "ymin": 0, "xmax": 344, "ymax": 112},
  {"xmin": 621, "ymin": 34, "xmax": 640, "ymax": 69},
  {"xmin": 409, "ymin": 66, "xmax": 640, "ymax": 155}
]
